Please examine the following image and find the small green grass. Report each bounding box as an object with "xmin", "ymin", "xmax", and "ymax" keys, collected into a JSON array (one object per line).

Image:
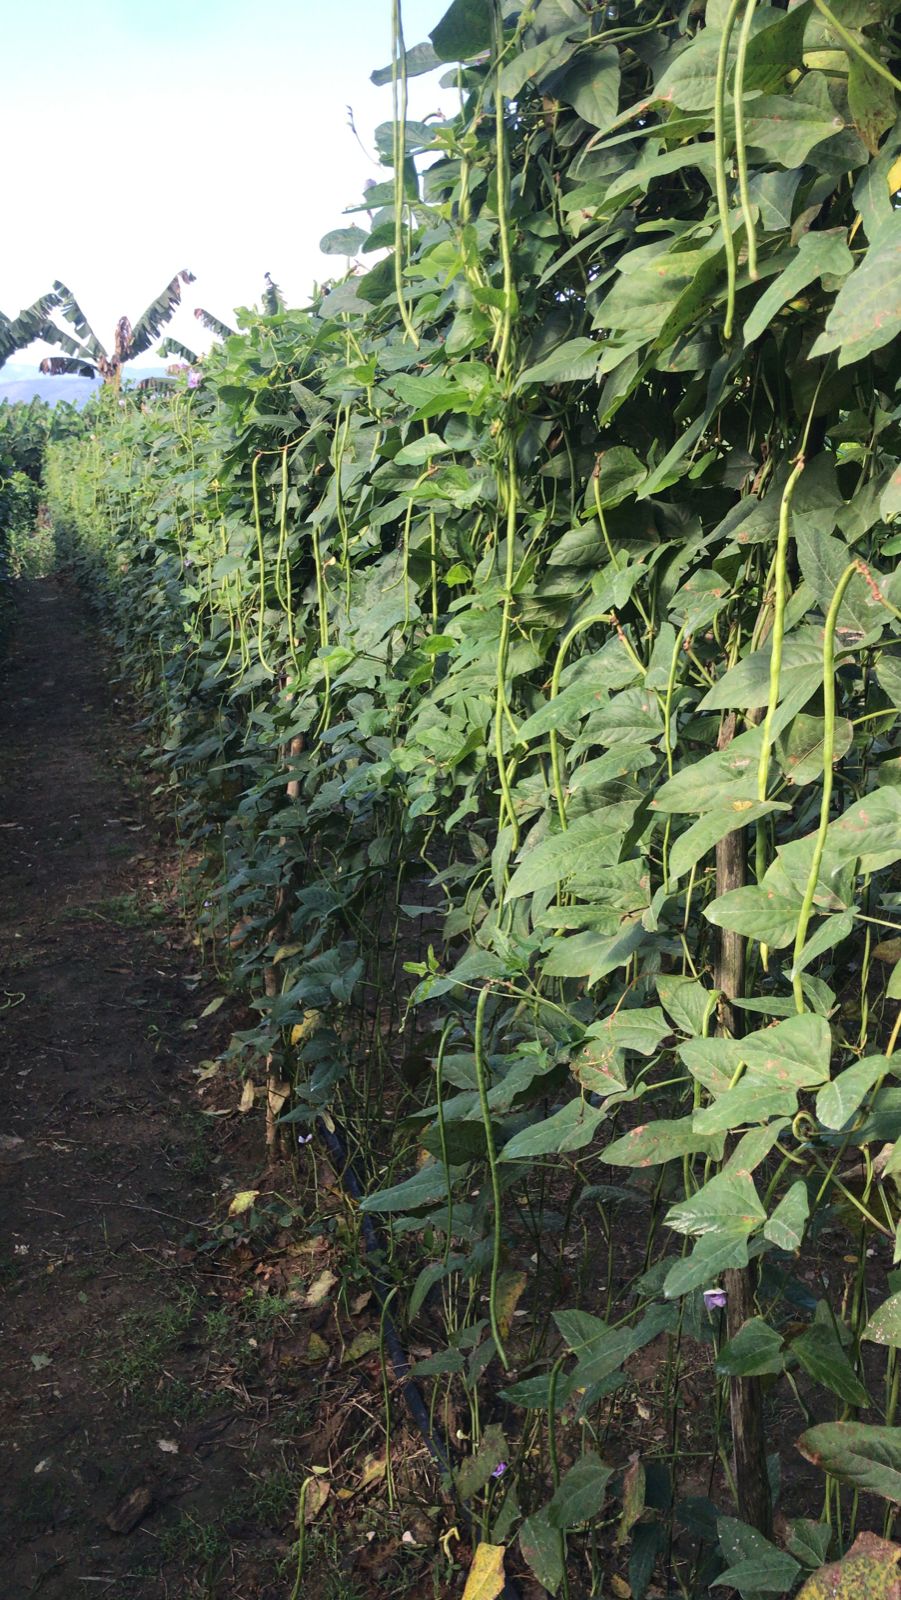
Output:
[{"xmin": 101, "ymin": 1285, "xmax": 201, "ymax": 1404}]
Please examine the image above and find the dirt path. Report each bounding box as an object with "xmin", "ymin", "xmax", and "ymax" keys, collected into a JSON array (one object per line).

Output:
[{"xmin": 0, "ymin": 579, "xmax": 304, "ymax": 1599}]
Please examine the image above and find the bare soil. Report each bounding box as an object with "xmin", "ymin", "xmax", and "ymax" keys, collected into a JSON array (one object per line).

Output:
[{"xmin": 0, "ymin": 578, "xmax": 313, "ymax": 1600}]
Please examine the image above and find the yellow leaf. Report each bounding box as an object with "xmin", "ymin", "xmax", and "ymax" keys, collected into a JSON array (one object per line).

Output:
[
  {"xmin": 342, "ymin": 1330, "xmax": 380, "ymax": 1363},
  {"xmin": 304, "ymin": 1269, "xmax": 337, "ymax": 1309},
  {"xmin": 302, "ymin": 1477, "xmax": 330, "ymax": 1524},
  {"xmin": 273, "ymin": 943, "xmax": 303, "ymax": 964},
  {"xmin": 291, "ymin": 1010, "xmax": 323, "ymax": 1045},
  {"xmin": 610, "ymin": 1578, "xmax": 631, "ymax": 1599},
  {"xmin": 888, "ymin": 155, "xmax": 901, "ymax": 196},
  {"xmin": 228, "ymin": 1189, "xmax": 259, "ymax": 1217},
  {"xmin": 302, "ymin": 1332, "xmax": 330, "ymax": 1364},
  {"xmin": 239, "ymin": 1079, "xmax": 255, "ymax": 1112},
  {"xmin": 357, "ymin": 1454, "xmax": 387, "ymax": 1492},
  {"xmin": 874, "ymin": 938, "xmax": 901, "ymax": 965},
  {"xmin": 267, "ymin": 1079, "xmax": 290, "ymax": 1115},
  {"xmin": 462, "ymin": 1543, "xmax": 507, "ymax": 1600},
  {"xmin": 496, "ymin": 1271, "xmax": 528, "ymax": 1339}
]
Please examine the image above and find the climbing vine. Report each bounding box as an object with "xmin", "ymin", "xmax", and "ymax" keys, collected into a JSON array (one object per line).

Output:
[{"xmin": 46, "ymin": 0, "xmax": 901, "ymax": 1592}]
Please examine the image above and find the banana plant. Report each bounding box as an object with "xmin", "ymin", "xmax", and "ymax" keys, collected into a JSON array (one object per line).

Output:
[
  {"xmin": 1, "ymin": 272, "xmax": 196, "ymax": 388},
  {"xmin": 0, "ymin": 291, "xmax": 65, "ymax": 368}
]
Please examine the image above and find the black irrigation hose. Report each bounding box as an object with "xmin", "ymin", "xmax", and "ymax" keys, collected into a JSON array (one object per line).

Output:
[{"xmin": 314, "ymin": 1115, "xmax": 528, "ymax": 1600}]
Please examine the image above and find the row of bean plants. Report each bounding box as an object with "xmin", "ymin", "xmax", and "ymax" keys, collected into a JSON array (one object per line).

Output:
[
  {"xmin": 46, "ymin": 0, "xmax": 901, "ymax": 1592},
  {"xmin": 0, "ymin": 399, "xmax": 65, "ymax": 606}
]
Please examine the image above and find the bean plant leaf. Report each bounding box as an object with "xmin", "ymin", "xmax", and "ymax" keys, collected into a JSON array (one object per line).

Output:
[
  {"xmin": 519, "ymin": 1508, "xmax": 564, "ymax": 1594},
  {"xmin": 797, "ymin": 1423, "xmax": 901, "ymax": 1501},
  {"xmin": 461, "ymin": 1543, "xmax": 507, "ymax": 1600},
  {"xmin": 715, "ymin": 1317, "xmax": 785, "ymax": 1378},
  {"xmin": 791, "ymin": 1322, "xmax": 871, "ymax": 1407},
  {"xmin": 810, "ymin": 215, "xmax": 901, "ymax": 366},
  {"xmin": 795, "ymin": 1533, "xmax": 901, "ymax": 1600},
  {"xmin": 547, "ymin": 1452, "xmax": 613, "ymax": 1529},
  {"xmin": 863, "ymin": 1291, "xmax": 901, "ymax": 1349}
]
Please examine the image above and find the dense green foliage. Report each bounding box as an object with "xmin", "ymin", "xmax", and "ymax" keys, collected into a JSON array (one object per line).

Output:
[
  {"xmin": 46, "ymin": 0, "xmax": 901, "ymax": 1590},
  {"xmin": 0, "ymin": 399, "xmax": 67, "ymax": 596}
]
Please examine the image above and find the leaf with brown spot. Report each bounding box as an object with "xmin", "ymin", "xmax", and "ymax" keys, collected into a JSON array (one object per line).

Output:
[{"xmin": 796, "ymin": 1532, "xmax": 901, "ymax": 1600}]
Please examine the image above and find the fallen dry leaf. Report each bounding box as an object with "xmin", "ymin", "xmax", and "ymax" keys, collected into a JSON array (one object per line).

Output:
[
  {"xmin": 302, "ymin": 1477, "xmax": 330, "ymax": 1524},
  {"xmin": 462, "ymin": 1542, "xmax": 507, "ymax": 1600},
  {"xmin": 304, "ymin": 1268, "xmax": 337, "ymax": 1308}
]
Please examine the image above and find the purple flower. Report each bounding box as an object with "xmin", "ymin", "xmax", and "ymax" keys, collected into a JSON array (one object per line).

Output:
[
  {"xmin": 298, "ymin": 1133, "xmax": 314, "ymax": 1145},
  {"xmin": 703, "ymin": 1287, "xmax": 727, "ymax": 1310},
  {"xmin": 491, "ymin": 1462, "xmax": 507, "ymax": 1479},
  {"xmin": 187, "ymin": 370, "xmax": 202, "ymax": 389}
]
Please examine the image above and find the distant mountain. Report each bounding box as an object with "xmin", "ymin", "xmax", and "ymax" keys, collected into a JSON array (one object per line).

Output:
[
  {"xmin": 0, "ymin": 364, "xmax": 170, "ymax": 410},
  {"xmin": 0, "ymin": 374, "xmax": 101, "ymax": 408}
]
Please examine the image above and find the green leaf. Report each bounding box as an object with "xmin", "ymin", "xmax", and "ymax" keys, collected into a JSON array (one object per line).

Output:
[
  {"xmin": 713, "ymin": 1551, "xmax": 800, "ymax": 1593},
  {"xmin": 455, "ymin": 1424, "xmax": 507, "ymax": 1499},
  {"xmin": 668, "ymin": 798, "xmax": 785, "ymax": 882},
  {"xmin": 829, "ymin": 787, "xmax": 901, "ymax": 871},
  {"xmin": 816, "ymin": 1055, "xmax": 887, "ymax": 1130},
  {"xmin": 744, "ymin": 230, "xmax": 853, "ymax": 346},
  {"xmin": 741, "ymin": 1014, "xmax": 833, "ymax": 1087},
  {"xmin": 810, "ymin": 215, "xmax": 901, "ymax": 367},
  {"xmin": 370, "ymin": 41, "xmax": 442, "ymax": 86},
  {"xmin": 715, "ymin": 1518, "xmax": 801, "ymax": 1595},
  {"xmin": 547, "ymin": 1452, "xmax": 613, "ymax": 1529},
  {"xmin": 848, "ymin": 55, "xmax": 897, "ymax": 156},
  {"xmin": 693, "ymin": 1078, "xmax": 800, "ymax": 1134},
  {"xmin": 604, "ymin": 1116, "xmax": 724, "ymax": 1168},
  {"xmin": 736, "ymin": 1, "xmax": 810, "ymax": 92},
  {"xmin": 792, "ymin": 909, "xmax": 855, "ymax": 978},
  {"xmin": 863, "ymin": 1290, "xmax": 901, "ymax": 1348},
  {"xmin": 499, "ymin": 35, "xmax": 579, "ymax": 100},
  {"xmin": 359, "ymin": 1161, "xmax": 464, "ymax": 1214},
  {"xmin": 429, "ymin": 0, "xmax": 492, "ymax": 61},
  {"xmin": 653, "ymin": 728, "xmax": 764, "ymax": 814},
  {"xmin": 792, "ymin": 1322, "xmax": 870, "ymax": 1407},
  {"xmin": 556, "ymin": 46, "xmax": 621, "ymax": 130},
  {"xmin": 796, "ymin": 526, "xmax": 886, "ymax": 638},
  {"xmin": 745, "ymin": 95, "xmax": 844, "ymax": 168},
  {"xmin": 594, "ymin": 445, "xmax": 647, "ymax": 507},
  {"xmin": 515, "ymin": 337, "xmax": 600, "ymax": 390},
  {"xmin": 663, "ymin": 1226, "xmax": 750, "ymax": 1299},
  {"xmin": 763, "ymin": 1180, "xmax": 810, "ymax": 1252},
  {"xmin": 783, "ymin": 1518, "xmax": 831, "ymax": 1569},
  {"xmin": 705, "ymin": 884, "xmax": 801, "ymax": 948},
  {"xmin": 501, "ymin": 1097, "xmax": 604, "ymax": 1161},
  {"xmin": 542, "ymin": 923, "xmax": 645, "ymax": 985},
  {"xmin": 555, "ymin": 1303, "xmax": 676, "ymax": 1387},
  {"xmin": 655, "ymin": 975, "xmax": 717, "ymax": 1035},
  {"xmin": 319, "ymin": 226, "xmax": 369, "ymax": 256},
  {"xmin": 519, "ymin": 1509, "xmax": 564, "ymax": 1594},
  {"xmin": 655, "ymin": 31, "xmax": 729, "ymax": 111},
  {"xmin": 698, "ymin": 636, "xmax": 823, "ymax": 712},
  {"xmin": 716, "ymin": 1316, "xmax": 785, "ymax": 1378},
  {"xmin": 506, "ymin": 803, "xmax": 635, "ymax": 899},
  {"xmin": 779, "ymin": 713, "xmax": 854, "ymax": 788},
  {"xmin": 577, "ymin": 1006, "xmax": 670, "ymax": 1069},
  {"xmin": 666, "ymin": 1171, "xmax": 765, "ymax": 1239},
  {"xmin": 797, "ymin": 1422, "xmax": 901, "ymax": 1501}
]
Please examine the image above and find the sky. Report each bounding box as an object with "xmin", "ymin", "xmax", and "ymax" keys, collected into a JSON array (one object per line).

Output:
[{"xmin": 1, "ymin": 0, "xmax": 452, "ymax": 365}]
